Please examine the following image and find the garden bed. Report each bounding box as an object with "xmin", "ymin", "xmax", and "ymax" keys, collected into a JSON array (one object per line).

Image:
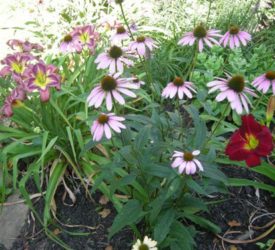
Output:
[{"xmin": 9, "ymin": 165, "xmax": 275, "ymax": 250}]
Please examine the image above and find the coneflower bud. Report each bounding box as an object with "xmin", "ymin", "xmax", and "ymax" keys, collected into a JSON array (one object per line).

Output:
[{"xmin": 266, "ymin": 96, "xmax": 275, "ymax": 127}]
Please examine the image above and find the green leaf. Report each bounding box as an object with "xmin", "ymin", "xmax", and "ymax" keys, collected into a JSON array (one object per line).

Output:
[
  {"xmin": 186, "ymin": 178, "xmax": 207, "ymax": 196},
  {"xmin": 134, "ymin": 125, "xmax": 151, "ymax": 150},
  {"xmin": 44, "ymin": 160, "xmax": 67, "ymax": 225},
  {"xmin": 154, "ymin": 209, "xmax": 176, "ymax": 243},
  {"xmin": 184, "ymin": 105, "xmax": 207, "ymax": 148},
  {"xmin": 228, "ymin": 178, "xmax": 275, "ymax": 193},
  {"xmin": 184, "ymin": 213, "xmax": 221, "ymax": 234},
  {"xmin": 109, "ymin": 199, "xmax": 145, "ymax": 238},
  {"xmin": 169, "ymin": 221, "xmax": 195, "ymax": 250}
]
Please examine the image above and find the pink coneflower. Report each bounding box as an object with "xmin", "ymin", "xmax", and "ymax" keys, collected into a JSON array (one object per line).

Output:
[
  {"xmin": 161, "ymin": 76, "xmax": 196, "ymax": 99},
  {"xmin": 252, "ymin": 71, "xmax": 275, "ymax": 95},
  {"xmin": 207, "ymin": 74, "xmax": 257, "ymax": 114},
  {"xmin": 87, "ymin": 74, "xmax": 139, "ymax": 111},
  {"xmin": 72, "ymin": 25, "xmax": 99, "ymax": 53},
  {"xmin": 171, "ymin": 150, "xmax": 203, "ymax": 175},
  {"xmin": 91, "ymin": 113, "xmax": 126, "ymax": 141},
  {"xmin": 95, "ymin": 45, "xmax": 133, "ymax": 74},
  {"xmin": 111, "ymin": 25, "xmax": 129, "ymax": 43},
  {"xmin": 7, "ymin": 39, "xmax": 43, "ymax": 52},
  {"xmin": 26, "ymin": 62, "xmax": 61, "ymax": 102},
  {"xmin": 129, "ymin": 36, "xmax": 157, "ymax": 56},
  {"xmin": 178, "ymin": 25, "xmax": 221, "ymax": 52},
  {"xmin": 131, "ymin": 77, "xmax": 145, "ymax": 88},
  {"xmin": 219, "ymin": 26, "xmax": 251, "ymax": 48},
  {"xmin": 60, "ymin": 34, "xmax": 82, "ymax": 53},
  {"xmin": 1, "ymin": 87, "xmax": 26, "ymax": 117}
]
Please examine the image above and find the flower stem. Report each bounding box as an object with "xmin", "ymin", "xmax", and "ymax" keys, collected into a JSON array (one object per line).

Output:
[
  {"xmin": 206, "ymin": 0, "xmax": 213, "ymax": 24},
  {"xmin": 254, "ymin": 92, "xmax": 264, "ymax": 110},
  {"xmin": 202, "ymin": 102, "xmax": 230, "ymax": 151},
  {"xmin": 186, "ymin": 44, "xmax": 198, "ymax": 81},
  {"xmin": 210, "ymin": 102, "xmax": 230, "ymax": 138},
  {"xmin": 119, "ymin": 3, "xmax": 135, "ymax": 41}
]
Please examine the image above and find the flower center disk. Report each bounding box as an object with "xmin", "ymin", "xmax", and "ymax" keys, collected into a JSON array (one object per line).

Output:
[
  {"xmin": 136, "ymin": 36, "xmax": 146, "ymax": 43},
  {"xmin": 116, "ymin": 26, "xmax": 126, "ymax": 34},
  {"xmin": 244, "ymin": 133, "xmax": 259, "ymax": 150},
  {"xmin": 109, "ymin": 45, "xmax": 123, "ymax": 59},
  {"xmin": 265, "ymin": 71, "xmax": 275, "ymax": 80},
  {"xmin": 173, "ymin": 77, "xmax": 184, "ymax": 87},
  {"xmin": 229, "ymin": 26, "xmax": 240, "ymax": 35},
  {"xmin": 228, "ymin": 75, "xmax": 245, "ymax": 93},
  {"xmin": 183, "ymin": 152, "xmax": 194, "ymax": 161},
  {"xmin": 101, "ymin": 76, "xmax": 117, "ymax": 91},
  {"xmin": 98, "ymin": 114, "xmax": 109, "ymax": 124},
  {"xmin": 64, "ymin": 34, "xmax": 73, "ymax": 42},
  {"xmin": 193, "ymin": 25, "xmax": 207, "ymax": 38},
  {"xmin": 138, "ymin": 244, "xmax": 149, "ymax": 250}
]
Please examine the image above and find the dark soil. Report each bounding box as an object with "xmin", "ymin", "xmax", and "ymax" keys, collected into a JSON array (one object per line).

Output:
[
  {"xmin": 196, "ymin": 165, "xmax": 275, "ymax": 250},
  {"xmin": 11, "ymin": 184, "xmax": 133, "ymax": 250},
  {"xmin": 9, "ymin": 164, "xmax": 275, "ymax": 250}
]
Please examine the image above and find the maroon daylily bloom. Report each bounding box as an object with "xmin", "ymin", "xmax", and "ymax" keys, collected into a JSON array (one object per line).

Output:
[
  {"xmin": 7, "ymin": 39, "xmax": 43, "ymax": 53},
  {"xmin": 225, "ymin": 114, "xmax": 273, "ymax": 167},
  {"xmin": 25, "ymin": 62, "xmax": 61, "ymax": 102}
]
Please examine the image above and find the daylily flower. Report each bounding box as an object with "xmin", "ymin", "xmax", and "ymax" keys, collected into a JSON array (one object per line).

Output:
[
  {"xmin": 220, "ymin": 26, "xmax": 251, "ymax": 48},
  {"xmin": 225, "ymin": 114, "xmax": 273, "ymax": 167},
  {"xmin": 26, "ymin": 62, "xmax": 61, "ymax": 102},
  {"xmin": 72, "ymin": 25, "xmax": 99, "ymax": 53},
  {"xmin": 0, "ymin": 53, "xmax": 34, "ymax": 82},
  {"xmin": 132, "ymin": 236, "xmax": 158, "ymax": 250},
  {"xmin": 7, "ymin": 39, "xmax": 43, "ymax": 52},
  {"xmin": 91, "ymin": 113, "xmax": 126, "ymax": 141},
  {"xmin": 178, "ymin": 24, "xmax": 221, "ymax": 52},
  {"xmin": 171, "ymin": 150, "xmax": 203, "ymax": 175},
  {"xmin": 1, "ymin": 88, "xmax": 26, "ymax": 117}
]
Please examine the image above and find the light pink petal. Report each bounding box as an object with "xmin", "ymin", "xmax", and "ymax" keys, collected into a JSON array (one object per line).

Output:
[
  {"xmin": 198, "ymin": 39, "xmax": 204, "ymax": 52},
  {"xmin": 94, "ymin": 91, "xmax": 105, "ymax": 108},
  {"xmin": 112, "ymin": 90, "xmax": 125, "ymax": 104},
  {"xmin": 137, "ymin": 44, "xmax": 146, "ymax": 56},
  {"xmin": 203, "ymin": 38, "xmax": 212, "ymax": 48},
  {"xmin": 194, "ymin": 159, "xmax": 203, "ymax": 171},
  {"xmin": 106, "ymin": 92, "xmax": 113, "ymax": 111},
  {"xmin": 172, "ymin": 157, "xmax": 184, "ymax": 168},
  {"xmin": 117, "ymin": 87, "xmax": 136, "ymax": 97},
  {"xmin": 240, "ymin": 94, "xmax": 249, "ymax": 113},
  {"xmin": 179, "ymin": 162, "xmax": 187, "ymax": 174},
  {"xmin": 192, "ymin": 150, "xmax": 200, "ymax": 156},
  {"xmin": 104, "ymin": 124, "xmax": 112, "ymax": 139},
  {"xmin": 189, "ymin": 162, "xmax": 197, "ymax": 174},
  {"xmin": 93, "ymin": 125, "xmax": 104, "ymax": 141},
  {"xmin": 185, "ymin": 162, "xmax": 192, "ymax": 175},
  {"xmin": 229, "ymin": 36, "xmax": 234, "ymax": 49}
]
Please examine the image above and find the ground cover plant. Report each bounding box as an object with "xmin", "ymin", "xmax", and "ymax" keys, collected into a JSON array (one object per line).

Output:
[{"xmin": 0, "ymin": 0, "xmax": 274, "ymax": 249}]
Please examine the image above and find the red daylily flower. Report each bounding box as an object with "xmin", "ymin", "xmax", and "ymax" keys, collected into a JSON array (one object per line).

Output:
[{"xmin": 225, "ymin": 114, "xmax": 273, "ymax": 167}]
